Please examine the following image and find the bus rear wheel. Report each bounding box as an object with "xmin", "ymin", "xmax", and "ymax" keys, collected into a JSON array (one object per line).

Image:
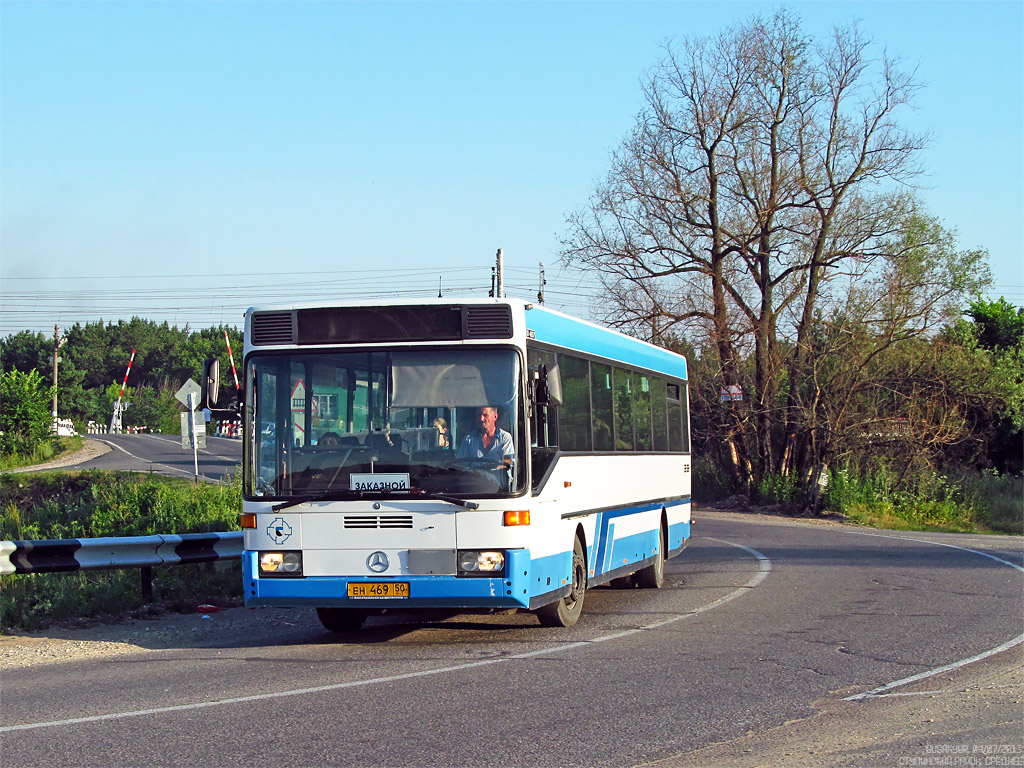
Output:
[
  {"xmin": 634, "ymin": 525, "xmax": 666, "ymax": 589},
  {"xmin": 537, "ymin": 537, "xmax": 587, "ymax": 628},
  {"xmin": 316, "ymin": 607, "xmax": 367, "ymax": 632}
]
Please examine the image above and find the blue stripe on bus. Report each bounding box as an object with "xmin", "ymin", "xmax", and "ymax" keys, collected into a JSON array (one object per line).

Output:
[
  {"xmin": 528, "ymin": 549, "xmax": 572, "ymax": 599},
  {"xmin": 526, "ymin": 306, "xmax": 688, "ymax": 379},
  {"xmin": 244, "ymin": 549, "xmax": 534, "ymax": 610},
  {"xmin": 563, "ymin": 497, "xmax": 691, "ymax": 585},
  {"xmin": 668, "ymin": 519, "xmax": 691, "ymax": 552},
  {"xmin": 244, "ymin": 503, "xmax": 692, "ymax": 611},
  {"xmin": 603, "ymin": 522, "xmax": 617, "ymax": 574}
]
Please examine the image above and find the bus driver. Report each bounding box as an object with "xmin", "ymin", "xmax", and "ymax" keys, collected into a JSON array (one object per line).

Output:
[{"xmin": 456, "ymin": 406, "xmax": 515, "ymax": 483}]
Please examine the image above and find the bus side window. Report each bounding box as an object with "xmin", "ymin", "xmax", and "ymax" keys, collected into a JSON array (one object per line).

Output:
[
  {"xmin": 667, "ymin": 382, "xmax": 683, "ymax": 452},
  {"xmin": 635, "ymin": 373, "xmax": 652, "ymax": 451},
  {"xmin": 681, "ymin": 381, "xmax": 691, "ymax": 452},
  {"xmin": 558, "ymin": 354, "xmax": 592, "ymax": 451},
  {"xmin": 591, "ymin": 362, "xmax": 614, "ymax": 451},
  {"xmin": 527, "ymin": 347, "xmax": 559, "ymax": 449},
  {"xmin": 613, "ymin": 367, "xmax": 634, "ymax": 451},
  {"xmin": 652, "ymin": 377, "xmax": 669, "ymax": 451}
]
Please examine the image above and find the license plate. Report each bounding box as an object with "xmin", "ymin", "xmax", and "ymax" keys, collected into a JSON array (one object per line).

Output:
[{"xmin": 347, "ymin": 582, "xmax": 410, "ymax": 599}]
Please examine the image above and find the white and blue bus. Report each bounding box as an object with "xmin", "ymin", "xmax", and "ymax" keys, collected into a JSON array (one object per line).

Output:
[{"xmin": 239, "ymin": 298, "xmax": 691, "ymax": 630}]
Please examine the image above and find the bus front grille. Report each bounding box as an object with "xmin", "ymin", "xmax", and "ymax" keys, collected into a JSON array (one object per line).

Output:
[{"xmin": 344, "ymin": 515, "xmax": 414, "ymax": 529}]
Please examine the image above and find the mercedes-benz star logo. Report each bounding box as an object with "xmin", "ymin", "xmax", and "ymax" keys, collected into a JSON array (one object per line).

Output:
[{"xmin": 366, "ymin": 551, "xmax": 390, "ymax": 573}]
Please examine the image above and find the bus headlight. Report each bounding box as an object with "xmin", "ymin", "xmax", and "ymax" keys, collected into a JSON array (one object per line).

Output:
[
  {"xmin": 458, "ymin": 550, "xmax": 505, "ymax": 576},
  {"xmin": 259, "ymin": 551, "xmax": 303, "ymax": 576}
]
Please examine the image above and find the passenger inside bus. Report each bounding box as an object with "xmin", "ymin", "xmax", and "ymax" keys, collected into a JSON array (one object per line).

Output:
[
  {"xmin": 318, "ymin": 432, "xmax": 342, "ymax": 446},
  {"xmin": 432, "ymin": 417, "xmax": 451, "ymax": 449}
]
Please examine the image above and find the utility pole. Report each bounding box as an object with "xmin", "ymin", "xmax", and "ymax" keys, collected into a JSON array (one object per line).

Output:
[
  {"xmin": 52, "ymin": 324, "xmax": 67, "ymax": 429},
  {"xmin": 538, "ymin": 262, "xmax": 546, "ymax": 305},
  {"xmin": 495, "ymin": 248, "xmax": 504, "ymax": 299}
]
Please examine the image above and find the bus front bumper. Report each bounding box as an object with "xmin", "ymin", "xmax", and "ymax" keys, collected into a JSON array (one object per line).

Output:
[{"xmin": 242, "ymin": 549, "xmax": 532, "ymax": 610}]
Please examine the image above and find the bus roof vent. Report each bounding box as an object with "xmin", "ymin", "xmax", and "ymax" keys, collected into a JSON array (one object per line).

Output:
[
  {"xmin": 251, "ymin": 311, "xmax": 297, "ymax": 346},
  {"xmin": 463, "ymin": 305, "xmax": 513, "ymax": 339}
]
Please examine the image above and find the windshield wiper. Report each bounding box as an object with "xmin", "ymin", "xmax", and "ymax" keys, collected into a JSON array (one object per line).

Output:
[
  {"xmin": 271, "ymin": 493, "xmax": 348, "ymax": 511},
  {"xmin": 408, "ymin": 489, "xmax": 479, "ymax": 509},
  {"xmin": 272, "ymin": 489, "xmax": 479, "ymax": 511}
]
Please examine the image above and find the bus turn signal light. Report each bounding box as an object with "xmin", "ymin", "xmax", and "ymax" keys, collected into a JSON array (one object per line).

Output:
[
  {"xmin": 503, "ymin": 510, "xmax": 530, "ymax": 526},
  {"xmin": 240, "ymin": 513, "xmax": 257, "ymax": 529}
]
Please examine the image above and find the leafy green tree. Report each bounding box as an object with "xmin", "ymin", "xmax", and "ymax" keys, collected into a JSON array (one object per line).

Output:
[
  {"xmin": 0, "ymin": 369, "xmax": 55, "ymax": 455},
  {"xmin": 941, "ymin": 298, "xmax": 1024, "ymax": 473},
  {"xmin": 967, "ymin": 298, "xmax": 1024, "ymax": 352},
  {"xmin": 2, "ymin": 320, "xmax": 242, "ymax": 434},
  {"xmin": 0, "ymin": 331, "xmax": 50, "ymax": 376},
  {"xmin": 125, "ymin": 385, "xmax": 180, "ymax": 433}
]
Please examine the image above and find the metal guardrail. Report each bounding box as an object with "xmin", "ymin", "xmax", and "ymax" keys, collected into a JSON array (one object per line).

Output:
[{"xmin": 0, "ymin": 531, "xmax": 243, "ymax": 600}]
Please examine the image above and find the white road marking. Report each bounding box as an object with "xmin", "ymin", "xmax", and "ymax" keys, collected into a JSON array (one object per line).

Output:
[
  {"xmin": 98, "ymin": 436, "xmax": 236, "ymax": 479},
  {"xmin": 0, "ymin": 538, "xmax": 772, "ymax": 733},
  {"xmin": 96, "ymin": 439, "xmax": 195, "ymax": 480},
  {"xmin": 839, "ymin": 529, "xmax": 1024, "ymax": 701},
  {"xmin": 141, "ymin": 432, "xmax": 238, "ymax": 463}
]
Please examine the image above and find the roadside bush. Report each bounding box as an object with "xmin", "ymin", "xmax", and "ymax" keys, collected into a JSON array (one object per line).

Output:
[
  {"xmin": 0, "ymin": 435, "xmax": 84, "ymax": 473},
  {"xmin": 0, "ymin": 471, "xmax": 240, "ymax": 540},
  {"xmin": 754, "ymin": 472, "xmax": 799, "ymax": 505},
  {"xmin": 2, "ymin": 562, "xmax": 241, "ymax": 631},
  {"xmin": 0, "ymin": 471, "xmax": 242, "ymax": 630},
  {"xmin": 692, "ymin": 455, "xmax": 733, "ymax": 502},
  {"xmin": 960, "ymin": 470, "xmax": 1023, "ymax": 534},
  {"xmin": 824, "ymin": 462, "xmax": 1021, "ymax": 534},
  {"xmin": 0, "ymin": 368, "xmax": 54, "ymax": 456}
]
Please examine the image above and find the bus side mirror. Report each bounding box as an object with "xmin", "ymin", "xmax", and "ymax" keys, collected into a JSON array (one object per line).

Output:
[
  {"xmin": 202, "ymin": 357, "xmax": 220, "ymax": 408},
  {"xmin": 533, "ymin": 364, "xmax": 563, "ymax": 407},
  {"xmin": 545, "ymin": 363, "xmax": 563, "ymax": 407}
]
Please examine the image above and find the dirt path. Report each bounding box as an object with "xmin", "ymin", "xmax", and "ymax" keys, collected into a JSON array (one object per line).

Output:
[
  {"xmin": 3, "ymin": 439, "xmax": 111, "ymax": 474},
  {"xmin": 0, "ymin": 604, "xmax": 296, "ymax": 670}
]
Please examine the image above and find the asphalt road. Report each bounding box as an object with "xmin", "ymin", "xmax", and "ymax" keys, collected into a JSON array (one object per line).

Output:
[
  {"xmin": 70, "ymin": 433, "xmax": 242, "ymax": 483},
  {"xmin": 2, "ymin": 513, "xmax": 1021, "ymax": 767}
]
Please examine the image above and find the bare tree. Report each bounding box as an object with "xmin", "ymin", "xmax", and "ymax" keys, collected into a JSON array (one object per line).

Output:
[{"xmin": 560, "ymin": 9, "xmax": 984, "ymax": 496}]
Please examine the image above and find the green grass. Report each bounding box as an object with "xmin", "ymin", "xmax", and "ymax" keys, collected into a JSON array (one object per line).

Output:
[
  {"xmin": 0, "ymin": 436, "xmax": 84, "ymax": 471},
  {"xmin": 694, "ymin": 454, "xmax": 1022, "ymax": 535},
  {"xmin": 1, "ymin": 471, "xmax": 242, "ymax": 630},
  {"xmin": 825, "ymin": 466, "xmax": 1022, "ymax": 535}
]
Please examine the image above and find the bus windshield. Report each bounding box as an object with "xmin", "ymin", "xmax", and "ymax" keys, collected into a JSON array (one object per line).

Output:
[{"xmin": 246, "ymin": 348, "xmax": 525, "ymax": 499}]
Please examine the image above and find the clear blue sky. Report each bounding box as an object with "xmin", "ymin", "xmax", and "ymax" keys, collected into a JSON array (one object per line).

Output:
[{"xmin": 2, "ymin": 0, "xmax": 1021, "ymax": 336}]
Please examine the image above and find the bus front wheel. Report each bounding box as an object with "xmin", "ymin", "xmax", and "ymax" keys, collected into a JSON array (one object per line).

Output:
[
  {"xmin": 316, "ymin": 607, "xmax": 367, "ymax": 632},
  {"xmin": 537, "ymin": 537, "xmax": 587, "ymax": 628}
]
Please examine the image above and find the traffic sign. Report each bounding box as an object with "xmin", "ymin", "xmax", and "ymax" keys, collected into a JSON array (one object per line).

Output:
[
  {"xmin": 175, "ymin": 378, "xmax": 202, "ymax": 409},
  {"xmin": 720, "ymin": 384, "xmax": 743, "ymax": 402},
  {"xmin": 181, "ymin": 412, "xmax": 207, "ymax": 449}
]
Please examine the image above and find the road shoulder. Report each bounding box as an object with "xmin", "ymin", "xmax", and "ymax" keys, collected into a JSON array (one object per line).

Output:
[
  {"xmin": 643, "ymin": 627, "xmax": 1023, "ymax": 768},
  {"xmin": 3, "ymin": 439, "xmax": 111, "ymax": 474}
]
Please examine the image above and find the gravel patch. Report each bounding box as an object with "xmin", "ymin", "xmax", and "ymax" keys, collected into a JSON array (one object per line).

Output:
[
  {"xmin": 4, "ymin": 439, "xmax": 111, "ymax": 474},
  {"xmin": 0, "ymin": 604, "xmax": 307, "ymax": 670}
]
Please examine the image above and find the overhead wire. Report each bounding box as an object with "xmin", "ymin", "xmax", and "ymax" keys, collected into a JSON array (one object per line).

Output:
[{"xmin": 0, "ymin": 262, "xmax": 608, "ymax": 334}]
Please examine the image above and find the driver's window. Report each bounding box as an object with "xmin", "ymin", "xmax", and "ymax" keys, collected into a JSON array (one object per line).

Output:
[{"xmin": 527, "ymin": 347, "xmax": 558, "ymax": 449}]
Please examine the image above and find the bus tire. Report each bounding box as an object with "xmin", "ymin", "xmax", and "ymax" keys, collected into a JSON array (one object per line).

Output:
[
  {"xmin": 316, "ymin": 607, "xmax": 367, "ymax": 632},
  {"xmin": 537, "ymin": 536, "xmax": 587, "ymax": 628},
  {"xmin": 634, "ymin": 525, "xmax": 666, "ymax": 589}
]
